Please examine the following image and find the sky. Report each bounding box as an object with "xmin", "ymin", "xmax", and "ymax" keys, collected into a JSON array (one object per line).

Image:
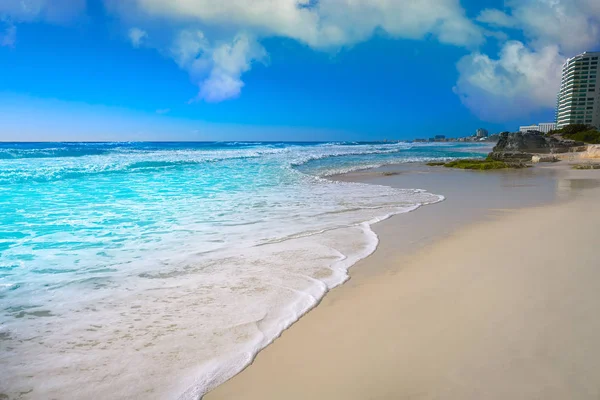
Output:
[{"xmin": 1, "ymin": 0, "xmax": 599, "ymax": 142}]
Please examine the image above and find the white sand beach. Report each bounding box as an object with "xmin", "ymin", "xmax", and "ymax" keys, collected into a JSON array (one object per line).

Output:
[{"xmin": 207, "ymin": 164, "xmax": 600, "ymax": 400}]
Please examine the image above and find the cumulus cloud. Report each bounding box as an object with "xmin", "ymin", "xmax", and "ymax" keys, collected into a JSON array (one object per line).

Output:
[
  {"xmin": 199, "ymin": 36, "xmax": 267, "ymax": 102},
  {"xmin": 515, "ymin": 0, "xmax": 599, "ymax": 54},
  {"xmin": 454, "ymin": 41, "xmax": 564, "ymax": 122},
  {"xmin": 106, "ymin": 0, "xmax": 484, "ymax": 102},
  {"xmin": 458, "ymin": 0, "xmax": 600, "ymax": 121},
  {"xmin": 477, "ymin": 0, "xmax": 600, "ymax": 54},
  {"xmin": 124, "ymin": 0, "xmax": 484, "ymax": 48},
  {"xmin": 171, "ymin": 31, "xmax": 267, "ymax": 102},
  {"xmin": 128, "ymin": 27, "xmax": 147, "ymax": 48}
]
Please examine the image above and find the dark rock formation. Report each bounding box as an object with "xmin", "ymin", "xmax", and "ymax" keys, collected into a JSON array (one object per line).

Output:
[
  {"xmin": 493, "ymin": 131, "xmax": 544, "ymax": 152},
  {"xmin": 489, "ymin": 131, "xmax": 586, "ymax": 161}
]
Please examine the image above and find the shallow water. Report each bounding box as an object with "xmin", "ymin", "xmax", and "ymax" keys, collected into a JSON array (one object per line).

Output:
[{"xmin": 0, "ymin": 141, "xmax": 486, "ymax": 399}]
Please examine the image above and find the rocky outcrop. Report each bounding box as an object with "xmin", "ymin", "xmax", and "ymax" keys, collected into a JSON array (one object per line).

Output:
[
  {"xmin": 489, "ymin": 131, "xmax": 586, "ymax": 162},
  {"xmin": 493, "ymin": 131, "xmax": 547, "ymax": 152},
  {"xmin": 580, "ymin": 145, "xmax": 600, "ymax": 159}
]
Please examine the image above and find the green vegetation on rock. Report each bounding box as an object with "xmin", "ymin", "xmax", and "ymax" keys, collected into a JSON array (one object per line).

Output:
[
  {"xmin": 565, "ymin": 130, "xmax": 600, "ymax": 144},
  {"xmin": 443, "ymin": 159, "xmax": 512, "ymax": 170},
  {"xmin": 548, "ymin": 124, "xmax": 600, "ymax": 144},
  {"xmin": 427, "ymin": 159, "xmax": 516, "ymax": 170}
]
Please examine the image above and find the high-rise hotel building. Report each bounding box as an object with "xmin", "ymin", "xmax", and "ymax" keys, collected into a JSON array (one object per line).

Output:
[{"xmin": 556, "ymin": 51, "xmax": 600, "ymax": 128}]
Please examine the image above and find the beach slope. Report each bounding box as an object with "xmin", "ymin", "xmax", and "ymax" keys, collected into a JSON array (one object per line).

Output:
[{"xmin": 207, "ymin": 172, "xmax": 600, "ymax": 400}]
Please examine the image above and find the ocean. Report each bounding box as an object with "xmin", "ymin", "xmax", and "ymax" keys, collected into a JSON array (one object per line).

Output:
[{"xmin": 0, "ymin": 141, "xmax": 487, "ymax": 399}]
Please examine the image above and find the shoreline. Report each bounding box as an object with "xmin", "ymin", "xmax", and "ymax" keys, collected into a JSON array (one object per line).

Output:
[
  {"xmin": 0, "ymin": 143, "xmax": 501, "ymax": 400},
  {"xmin": 177, "ymin": 182, "xmax": 446, "ymax": 399},
  {"xmin": 206, "ymin": 161, "xmax": 600, "ymax": 399}
]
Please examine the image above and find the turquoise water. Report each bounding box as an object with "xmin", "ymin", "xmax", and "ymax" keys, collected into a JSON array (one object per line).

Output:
[{"xmin": 0, "ymin": 141, "xmax": 486, "ymax": 399}]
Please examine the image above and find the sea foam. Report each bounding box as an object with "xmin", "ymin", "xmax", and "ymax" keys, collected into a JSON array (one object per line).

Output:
[{"xmin": 0, "ymin": 142, "xmax": 467, "ymax": 399}]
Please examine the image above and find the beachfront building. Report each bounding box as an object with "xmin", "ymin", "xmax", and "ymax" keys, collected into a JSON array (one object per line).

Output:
[
  {"xmin": 520, "ymin": 125, "xmax": 541, "ymax": 133},
  {"xmin": 476, "ymin": 128, "xmax": 489, "ymax": 138},
  {"xmin": 556, "ymin": 51, "xmax": 600, "ymax": 129},
  {"xmin": 519, "ymin": 123, "xmax": 556, "ymax": 134},
  {"xmin": 538, "ymin": 123, "xmax": 557, "ymax": 133}
]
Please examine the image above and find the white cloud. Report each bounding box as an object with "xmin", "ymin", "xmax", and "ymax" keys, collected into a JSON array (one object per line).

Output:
[
  {"xmin": 1, "ymin": 23, "xmax": 16, "ymax": 47},
  {"xmin": 477, "ymin": 0, "xmax": 600, "ymax": 54},
  {"xmin": 476, "ymin": 9, "xmax": 516, "ymax": 28},
  {"xmin": 170, "ymin": 30, "xmax": 210, "ymax": 71},
  {"xmin": 200, "ymin": 36, "xmax": 267, "ymax": 102},
  {"xmin": 511, "ymin": 0, "xmax": 600, "ymax": 54},
  {"xmin": 459, "ymin": 0, "xmax": 600, "ymax": 121},
  {"xmin": 106, "ymin": 0, "xmax": 484, "ymax": 102},
  {"xmin": 125, "ymin": 0, "xmax": 485, "ymax": 48},
  {"xmin": 156, "ymin": 108, "xmax": 171, "ymax": 115},
  {"xmin": 128, "ymin": 27, "xmax": 147, "ymax": 48},
  {"xmin": 0, "ymin": 0, "xmax": 86, "ymax": 24},
  {"xmin": 0, "ymin": 0, "xmax": 85, "ymax": 47},
  {"xmin": 454, "ymin": 41, "xmax": 564, "ymax": 122},
  {"xmin": 171, "ymin": 31, "xmax": 267, "ymax": 103}
]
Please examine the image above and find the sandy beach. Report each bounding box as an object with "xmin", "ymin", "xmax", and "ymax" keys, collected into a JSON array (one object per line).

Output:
[
  {"xmin": 206, "ymin": 163, "xmax": 600, "ymax": 400},
  {"xmin": 5, "ymin": 4, "xmax": 600, "ymax": 398}
]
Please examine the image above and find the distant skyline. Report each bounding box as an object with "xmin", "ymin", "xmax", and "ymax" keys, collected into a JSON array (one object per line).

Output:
[{"xmin": 1, "ymin": 0, "xmax": 599, "ymax": 141}]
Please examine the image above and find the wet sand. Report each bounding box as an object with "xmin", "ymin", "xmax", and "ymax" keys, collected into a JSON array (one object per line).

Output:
[{"xmin": 206, "ymin": 163, "xmax": 600, "ymax": 400}]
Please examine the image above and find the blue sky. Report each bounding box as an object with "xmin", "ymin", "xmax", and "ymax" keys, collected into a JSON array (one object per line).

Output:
[{"xmin": 1, "ymin": 0, "xmax": 599, "ymax": 141}]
